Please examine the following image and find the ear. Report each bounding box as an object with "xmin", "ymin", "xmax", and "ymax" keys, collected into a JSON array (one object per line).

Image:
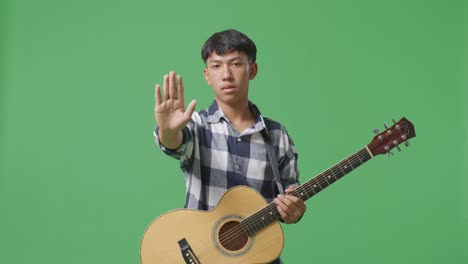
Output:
[
  {"xmin": 203, "ymin": 68, "xmax": 212, "ymax": 85},
  {"xmin": 249, "ymin": 62, "xmax": 258, "ymax": 80}
]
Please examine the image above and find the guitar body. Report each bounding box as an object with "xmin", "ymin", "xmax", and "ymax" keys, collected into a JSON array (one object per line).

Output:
[{"xmin": 140, "ymin": 186, "xmax": 284, "ymax": 264}]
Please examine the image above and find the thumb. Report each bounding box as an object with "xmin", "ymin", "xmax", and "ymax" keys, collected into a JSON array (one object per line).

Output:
[
  {"xmin": 183, "ymin": 100, "xmax": 197, "ymax": 119},
  {"xmin": 285, "ymin": 186, "xmax": 296, "ymax": 194}
]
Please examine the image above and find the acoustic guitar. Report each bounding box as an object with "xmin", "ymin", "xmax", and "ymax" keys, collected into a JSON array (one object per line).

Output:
[{"xmin": 140, "ymin": 118, "xmax": 416, "ymax": 264}]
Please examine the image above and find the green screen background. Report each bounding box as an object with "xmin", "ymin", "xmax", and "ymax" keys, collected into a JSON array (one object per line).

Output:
[{"xmin": 1, "ymin": 0, "xmax": 465, "ymax": 263}]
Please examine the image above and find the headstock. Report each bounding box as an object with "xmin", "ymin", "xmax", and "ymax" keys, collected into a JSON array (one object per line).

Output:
[{"xmin": 367, "ymin": 118, "xmax": 416, "ymax": 157}]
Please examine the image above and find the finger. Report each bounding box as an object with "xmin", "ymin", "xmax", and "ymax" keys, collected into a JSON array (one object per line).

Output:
[
  {"xmin": 285, "ymin": 186, "xmax": 295, "ymax": 194},
  {"xmin": 183, "ymin": 100, "xmax": 197, "ymax": 120},
  {"xmin": 163, "ymin": 74, "xmax": 169, "ymax": 100},
  {"xmin": 284, "ymin": 194, "xmax": 306, "ymax": 212},
  {"xmin": 283, "ymin": 195, "xmax": 306, "ymax": 221},
  {"xmin": 169, "ymin": 71, "xmax": 176, "ymax": 99},
  {"xmin": 177, "ymin": 75, "xmax": 184, "ymax": 105},
  {"xmin": 155, "ymin": 84, "xmax": 162, "ymax": 105},
  {"xmin": 274, "ymin": 198, "xmax": 289, "ymax": 219},
  {"xmin": 284, "ymin": 194, "xmax": 300, "ymax": 204},
  {"xmin": 295, "ymin": 198, "xmax": 306, "ymax": 211},
  {"xmin": 277, "ymin": 195, "xmax": 301, "ymax": 217},
  {"xmin": 276, "ymin": 203, "xmax": 299, "ymax": 224},
  {"xmin": 276, "ymin": 205, "xmax": 289, "ymax": 222},
  {"xmin": 275, "ymin": 196, "xmax": 293, "ymax": 216}
]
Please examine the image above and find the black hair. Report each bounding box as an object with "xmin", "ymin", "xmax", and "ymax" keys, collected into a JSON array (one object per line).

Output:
[{"xmin": 201, "ymin": 29, "xmax": 257, "ymax": 64}]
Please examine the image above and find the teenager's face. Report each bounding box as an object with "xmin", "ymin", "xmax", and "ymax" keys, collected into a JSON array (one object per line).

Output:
[{"xmin": 203, "ymin": 51, "xmax": 257, "ymax": 106}]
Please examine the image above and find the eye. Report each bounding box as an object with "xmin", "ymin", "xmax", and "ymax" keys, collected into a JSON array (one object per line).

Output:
[{"xmin": 211, "ymin": 64, "xmax": 220, "ymax": 69}]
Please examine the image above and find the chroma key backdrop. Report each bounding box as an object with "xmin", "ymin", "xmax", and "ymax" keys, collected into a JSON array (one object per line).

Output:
[{"xmin": 1, "ymin": 0, "xmax": 465, "ymax": 263}]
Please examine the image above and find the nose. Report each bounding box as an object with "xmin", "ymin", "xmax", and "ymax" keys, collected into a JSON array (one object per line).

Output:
[{"xmin": 221, "ymin": 65, "xmax": 233, "ymax": 82}]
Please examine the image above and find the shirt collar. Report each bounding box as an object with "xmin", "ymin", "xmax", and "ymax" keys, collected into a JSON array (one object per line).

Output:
[
  {"xmin": 206, "ymin": 100, "xmax": 266, "ymax": 132},
  {"xmin": 206, "ymin": 100, "xmax": 225, "ymax": 123}
]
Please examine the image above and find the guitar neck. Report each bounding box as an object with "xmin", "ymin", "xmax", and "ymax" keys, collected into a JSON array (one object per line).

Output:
[
  {"xmin": 291, "ymin": 147, "xmax": 373, "ymax": 202},
  {"xmin": 241, "ymin": 146, "xmax": 373, "ymax": 236}
]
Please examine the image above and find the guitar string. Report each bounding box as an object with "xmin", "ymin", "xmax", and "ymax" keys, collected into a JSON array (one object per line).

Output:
[
  {"xmin": 216, "ymin": 134, "xmax": 404, "ymax": 248},
  {"xmin": 216, "ymin": 148, "xmax": 370, "ymax": 247},
  {"xmin": 194, "ymin": 222, "xmax": 287, "ymax": 263},
  {"xmin": 217, "ymin": 148, "xmax": 368, "ymax": 243},
  {"xmin": 207, "ymin": 142, "xmax": 399, "ymax": 260},
  {"xmin": 194, "ymin": 223, "xmax": 258, "ymax": 261},
  {"xmin": 205, "ymin": 139, "xmax": 391, "ymax": 252},
  {"xmin": 185, "ymin": 142, "xmax": 383, "ymax": 260},
  {"xmin": 215, "ymin": 202, "xmax": 279, "ymax": 247},
  {"xmin": 248, "ymin": 148, "xmax": 368, "ymax": 226},
  {"xmin": 211, "ymin": 199, "xmax": 277, "ymax": 247},
  {"xmin": 222, "ymin": 146, "xmax": 376, "ymax": 246}
]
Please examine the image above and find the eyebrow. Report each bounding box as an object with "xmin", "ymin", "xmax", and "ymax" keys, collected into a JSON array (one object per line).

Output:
[{"xmin": 207, "ymin": 57, "xmax": 243, "ymax": 64}]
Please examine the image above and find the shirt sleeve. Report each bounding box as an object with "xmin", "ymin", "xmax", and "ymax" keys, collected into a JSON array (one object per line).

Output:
[{"xmin": 154, "ymin": 123, "xmax": 195, "ymax": 167}]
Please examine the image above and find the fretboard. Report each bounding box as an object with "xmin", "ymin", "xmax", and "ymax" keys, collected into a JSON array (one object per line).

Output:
[{"xmin": 241, "ymin": 147, "xmax": 373, "ymax": 236}]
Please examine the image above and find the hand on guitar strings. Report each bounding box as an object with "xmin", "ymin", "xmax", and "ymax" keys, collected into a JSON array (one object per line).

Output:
[{"xmin": 274, "ymin": 186, "xmax": 307, "ymax": 224}]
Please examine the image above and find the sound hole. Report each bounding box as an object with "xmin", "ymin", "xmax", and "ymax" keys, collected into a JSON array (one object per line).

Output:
[{"xmin": 218, "ymin": 220, "xmax": 248, "ymax": 251}]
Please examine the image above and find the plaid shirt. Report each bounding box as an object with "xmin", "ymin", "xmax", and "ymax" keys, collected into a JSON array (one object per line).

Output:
[{"xmin": 155, "ymin": 100, "xmax": 299, "ymax": 211}]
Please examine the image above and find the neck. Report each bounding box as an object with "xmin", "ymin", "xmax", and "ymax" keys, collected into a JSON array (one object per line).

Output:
[{"xmin": 216, "ymin": 99, "xmax": 255, "ymax": 131}]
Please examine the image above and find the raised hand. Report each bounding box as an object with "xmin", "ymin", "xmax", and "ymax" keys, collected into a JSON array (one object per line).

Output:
[{"xmin": 155, "ymin": 71, "xmax": 196, "ymax": 149}]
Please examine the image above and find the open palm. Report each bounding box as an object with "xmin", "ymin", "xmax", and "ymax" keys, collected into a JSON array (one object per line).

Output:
[{"xmin": 155, "ymin": 71, "xmax": 196, "ymax": 135}]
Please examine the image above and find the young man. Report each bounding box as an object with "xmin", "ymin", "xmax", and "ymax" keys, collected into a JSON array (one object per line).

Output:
[{"xmin": 154, "ymin": 29, "xmax": 306, "ymax": 263}]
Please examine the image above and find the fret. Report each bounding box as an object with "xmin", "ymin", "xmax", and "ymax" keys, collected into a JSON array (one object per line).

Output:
[
  {"xmin": 345, "ymin": 157, "xmax": 354, "ymax": 170},
  {"xmin": 355, "ymin": 151, "xmax": 364, "ymax": 163},
  {"xmin": 300, "ymin": 188, "xmax": 310, "ymax": 200},
  {"xmin": 291, "ymin": 186, "xmax": 310, "ymax": 200},
  {"xmin": 241, "ymin": 147, "xmax": 374, "ymax": 237},
  {"xmin": 353, "ymin": 148, "xmax": 371, "ymax": 168},
  {"xmin": 322, "ymin": 172, "xmax": 331, "ymax": 185},
  {"xmin": 301, "ymin": 180, "xmax": 319, "ymax": 199},
  {"xmin": 322, "ymin": 170, "xmax": 337, "ymax": 185},
  {"xmin": 331, "ymin": 165, "xmax": 345, "ymax": 178},
  {"xmin": 242, "ymin": 204, "xmax": 281, "ymax": 236},
  {"xmin": 328, "ymin": 168, "xmax": 338, "ymax": 180},
  {"xmin": 305, "ymin": 184, "xmax": 317, "ymax": 198},
  {"xmin": 312, "ymin": 182, "xmax": 323, "ymax": 191},
  {"xmin": 338, "ymin": 160, "xmax": 353, "ymax": 174}
]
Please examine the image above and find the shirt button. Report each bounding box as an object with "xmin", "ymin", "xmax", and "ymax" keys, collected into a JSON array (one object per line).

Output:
[{"xmin": 237, "ymin": 137, "xmax": 241, "ymax": 142}]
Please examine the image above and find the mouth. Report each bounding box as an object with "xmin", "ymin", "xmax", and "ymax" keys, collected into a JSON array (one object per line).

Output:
[{"xmin": 221, "ymin": 86, "xmax": 236, "ymax": 93}]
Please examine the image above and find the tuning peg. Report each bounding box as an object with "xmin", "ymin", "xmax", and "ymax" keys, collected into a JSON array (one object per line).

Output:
[
  {"xmin": 387, "ymin": 151, "xmax": 394, "ymax": 157},
  {"xmin": 405, "ymin": 141, "xmax": 411, "ymax": 147},
  {"xmin": 396, "ymin": 145, "xmax": 402, "ymax": 152},
  {"xmin": 384, "ymin": 123, "xmax": 389, "ymax": 129},
  {"xmin": 373, "ymin": 129, "xmax": 380, "ymax": 134},
  {"xmin": 392, "ymin": 118, "xmax": 397, "ymax": 124}
]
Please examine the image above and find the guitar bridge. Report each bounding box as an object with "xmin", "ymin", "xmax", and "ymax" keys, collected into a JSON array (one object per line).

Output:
[{"xmin": 178, "ymin": 238, "xmax": 201, "ymax": 264}]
